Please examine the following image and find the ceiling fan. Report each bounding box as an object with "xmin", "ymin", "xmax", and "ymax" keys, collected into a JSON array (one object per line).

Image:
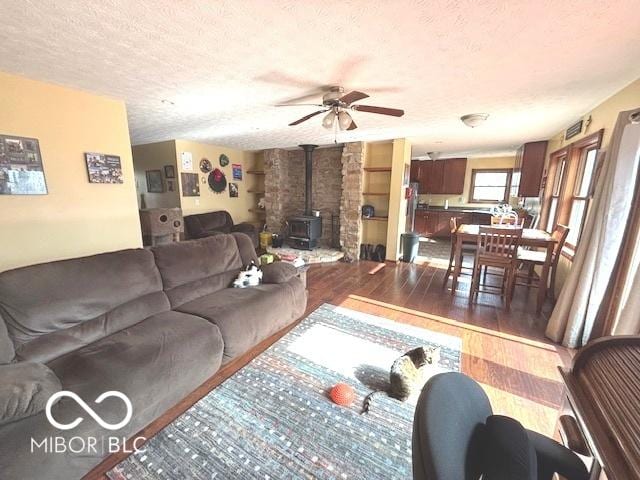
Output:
[{"xmin": 279, "ymin": 86, "xmax": 404, "ymax": 131}]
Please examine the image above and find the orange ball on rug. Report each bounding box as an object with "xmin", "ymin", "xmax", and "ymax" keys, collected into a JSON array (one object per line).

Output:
[{"xmin": 330, "ymin": 383, "xmax": 355, "ymax": 406}]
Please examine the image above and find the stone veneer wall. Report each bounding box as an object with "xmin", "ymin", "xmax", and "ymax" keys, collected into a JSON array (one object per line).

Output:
[
  {"xmin": 263, "ymin": 142, "xmax": 365, "ymax": 258},
  {"xmin": 339, "ymin": 142, "xmax": 366, "ymax": 261}
]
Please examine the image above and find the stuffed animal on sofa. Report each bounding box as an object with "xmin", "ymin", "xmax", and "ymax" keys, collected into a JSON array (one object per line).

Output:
[{"xmin": 233, "ymin": 261, "xmax": 263, "ymax": 288}]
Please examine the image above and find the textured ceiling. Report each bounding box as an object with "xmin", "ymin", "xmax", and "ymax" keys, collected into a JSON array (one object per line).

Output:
[{"xmin": 1, "ymin": 1, "xmax": 639, "ymax": 158}]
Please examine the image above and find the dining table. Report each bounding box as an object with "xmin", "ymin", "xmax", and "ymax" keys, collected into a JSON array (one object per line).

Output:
[{"xmin": 451, "ymin": 224, "xmax": 557, "ymax": 314}]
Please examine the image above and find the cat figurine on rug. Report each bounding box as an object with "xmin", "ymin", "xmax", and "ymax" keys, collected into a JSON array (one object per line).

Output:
[{"xmin": 361, "ymin": 346, "xmax": 441, "ymax": 414}]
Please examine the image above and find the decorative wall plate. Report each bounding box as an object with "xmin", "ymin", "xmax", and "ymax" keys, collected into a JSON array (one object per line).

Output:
[
  {"xmin": 200, "ymin": 158, "xmax": 212, "ymax": 173},
  {"xmin": 208, "ymin": 168, "xmax": 227, "ymax": 193},
  {"xmin": 219, "ymin": 153, "xmax": 229, "ymax": 167}
]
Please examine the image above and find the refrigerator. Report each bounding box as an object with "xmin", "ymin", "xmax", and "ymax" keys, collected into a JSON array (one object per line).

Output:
[{"xmin": 405, "ymin": 182, "xmax": 420, "ymax": 232}]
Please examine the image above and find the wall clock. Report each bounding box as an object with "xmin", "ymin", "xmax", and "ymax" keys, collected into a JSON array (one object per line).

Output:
[
  {"xmin": 200, "ymin": 158, "xmax": 212, "ymax": 173},
  {"xmin": 219, "ymin": 153, "xmax": 229, "ymax": 167}
]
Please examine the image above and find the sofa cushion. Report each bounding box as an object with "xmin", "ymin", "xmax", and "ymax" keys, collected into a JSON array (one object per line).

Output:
[
  {"xmin": 175, "ymin": 278, "xmax": 307, "ymax": 361},
  {"xmin": 0, "ymin": 313, "xmax": 14, "ymax": 364},
  {"xmin": 262, "ymin": 262, "xmax": 298, "ymax": 284},
  {"xmin": 0, "ymin": 249, "xmax": 168, "ymax": 356},
  {"xmin": 0, "ymin": 310, "xmax": 224, "ymax": 480},
  {"xmin": 0, "ymin": 362, "xmax": 61, "ymax": 426},
  {"xmin": 185, "ymin": 211, "xmax": 233, "ymax": 238},
  {"xmin": 153, "ymin": 235, "xmax": 246, "ymax": 307}
]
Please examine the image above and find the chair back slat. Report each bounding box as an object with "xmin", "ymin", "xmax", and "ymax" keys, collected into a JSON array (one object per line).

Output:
[
  {"xmin": 552, "ymin": 224, "xmax": 570, "ymax": 258},
  {"xmin": 477, "ymin": 226, "xmax": 523, "ymax": 259}
]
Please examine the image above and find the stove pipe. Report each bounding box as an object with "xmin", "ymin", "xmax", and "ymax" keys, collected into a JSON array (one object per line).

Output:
[{"xmin": 299, "ymin": 144, "xmax": 317, "ymax": 216}]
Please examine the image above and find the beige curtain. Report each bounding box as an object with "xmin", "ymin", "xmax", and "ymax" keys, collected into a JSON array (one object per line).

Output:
[{"xmin": 546, "ymin": 109, "xmax": 640, "ymax": 347}]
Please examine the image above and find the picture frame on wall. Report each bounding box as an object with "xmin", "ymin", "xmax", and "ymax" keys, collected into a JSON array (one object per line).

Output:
[
  {"xmin": 232, "ymin": 163, "xmax": 243, "ymax": 180},
  {"xmin": 229, "ymin": 182, "xmax": 239, "ymax": 198},
  {"xmin": 181, "ymin": 172, "xmax": 200, "ymax": 196},
  {"xmin": 85, "ymin": 152, "xmax": 123, "ymax": 184},
  {"xmin": 0, "ymin": 133, "xmax": 48, "ymax": 195},
  {"xmin": 146, "ymin": 169, "xmax": 164, "ymax": 193},
  {"xmin": 164, "ymin": 165, "xmax": 175, "ymax": 178}
]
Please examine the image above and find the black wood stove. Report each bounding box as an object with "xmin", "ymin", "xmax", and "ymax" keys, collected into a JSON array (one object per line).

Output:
[{"xmin": 286, "ymin": 144, "xmax": 322, "ymax": 250}]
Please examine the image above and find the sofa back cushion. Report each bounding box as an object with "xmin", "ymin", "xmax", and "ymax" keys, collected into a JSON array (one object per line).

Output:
[
  {"xmin": 0, "ymin": 314, "xmax": 14, "ymax": 364},
  {"xmin": 152, "ymin": 234, "xmax": 247, "ymax": 307},
  {"xmin": 185, "ymin": 211, "xmax": 233, "ymax": 238},
  {"xmin": 0, "ymin": 249, "xmax": 169, "ymax": 362}
]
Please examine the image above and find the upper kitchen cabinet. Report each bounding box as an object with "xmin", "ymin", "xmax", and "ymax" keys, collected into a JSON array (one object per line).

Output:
[
  {"xmin": 511, "ymin": 141, "xmax": 548, "ymax": 197},
  {"xmin": 410, "ymin": 158, "xmax": 467, "ymax": 194}
]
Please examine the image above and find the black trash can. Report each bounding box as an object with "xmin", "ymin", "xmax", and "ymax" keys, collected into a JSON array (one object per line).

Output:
[{"xmin": 401, "ymin": 232, "xmax": 420, "ymax": 263}]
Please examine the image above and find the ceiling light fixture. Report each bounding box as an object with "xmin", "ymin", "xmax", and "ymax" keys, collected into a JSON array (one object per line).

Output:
[
  {"xmin": 426, "ymin": 151, "xmax": 440, "ymax": 160},
  {"xmin": 461, "ymin": 113, "xmax": 489, "ymax": 128},
  {"xmin": 161, "ymin": 99, "xmax": 175, "ymax": 106},
  {"xmin": 322, "ymin": 110, "xmax": 336, "ymax": 129},
  {"xmin": 337, "ymin": 111, "xmax": 353, "ymax": 130}
]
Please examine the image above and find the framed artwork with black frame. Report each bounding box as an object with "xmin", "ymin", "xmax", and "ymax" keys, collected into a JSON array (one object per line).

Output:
[
  {"xmin": 164, "ymin": 165, "xmax": 175, "ymax": 178},
  {"xmin": 146, "ymin": 169, "xmax": 164, "ymax": 193}
]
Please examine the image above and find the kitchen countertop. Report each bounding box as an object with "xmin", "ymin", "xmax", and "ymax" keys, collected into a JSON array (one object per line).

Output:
[{"xmin": 416, "ymin": 204, "xmax": 493, "ymax": 214}]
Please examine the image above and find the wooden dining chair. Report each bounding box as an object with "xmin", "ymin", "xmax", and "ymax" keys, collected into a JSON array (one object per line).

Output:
[
  {"xmin": 443, "ymin": 217, "xmax": 476, "ymax": 287},
  {"xmin": 469, "ymin": 226, "xmax": 523, "ymax": 310},
  {"xmin": 515, "ymin": 224, "xmax": 569, "ymax": 302}
]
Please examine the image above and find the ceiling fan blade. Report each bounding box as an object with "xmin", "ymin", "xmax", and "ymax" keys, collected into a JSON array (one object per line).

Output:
[
  {"xmin": 347, "ymin": 119, "xmax": 358, "ymax": 131},
  {"xmin": 351, "ymin": 104, "xmax": 404, "ymax": 117},
  {"xmin": 275, "ymin": 103, "xmax": 324, "ymax": 107},
  {"xmin": 288, "ymin": 110, "xmax": 327, "ymax": 126},
  {"xmin": 340, "ymin": 90, "xmax": 369, "ymax": 105}
]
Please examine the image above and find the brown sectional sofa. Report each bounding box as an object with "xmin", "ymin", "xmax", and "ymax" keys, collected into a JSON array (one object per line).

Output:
[
  {"xmin": 0, "ymin": 233, "xmax": 306, "ymax": 480},
  {"xmin": 184, "ymin": 210, "xmax": 259, "ymax": 247}
]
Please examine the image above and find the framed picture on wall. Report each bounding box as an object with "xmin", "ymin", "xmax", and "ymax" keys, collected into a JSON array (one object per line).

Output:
[
  {"xmin": 146, "ymin": 169, "xmax": 164, "ymax": 193},
  {"xmin": 232, "ymin": 163, "xmax": 243, "ymax": 180},
  {"xmin": 229, "ymin": 182, "xmax": 239, "ymax": 197},
  {"xmin": 181, "ymin": 172, "xmax": 200, "ymax": 196},
  {"xmin": 85, "ymin": 152, "xmax": 123, "ymax": 184},
  {"xmin": 0, "ymin": 133, "xmax": 48, "ymax": 195},
  {"xmin": 164, "ymin": 165, "xmax": 175, "ymax": 178}
]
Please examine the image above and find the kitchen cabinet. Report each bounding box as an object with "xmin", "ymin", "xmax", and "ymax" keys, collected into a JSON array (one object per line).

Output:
[
  {"xmin": 511, "ymin": 141, "xmax": 548, "ymax": 197},
  {"xmin": 415, "ymin": 210, "xmax": 479, "ymax": 238},
  {"xmin": 411, "ymin": 158, "xmax": 467, "ymax": 194}
]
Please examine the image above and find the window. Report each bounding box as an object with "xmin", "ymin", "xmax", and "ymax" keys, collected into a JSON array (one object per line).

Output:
[
  {"xmin": 541, "ymin": 129, "xmax": 603, "ymax": 257},
  {"xmin": 469, "ymin": 169, "xmax": 512, "ymax": 203}
]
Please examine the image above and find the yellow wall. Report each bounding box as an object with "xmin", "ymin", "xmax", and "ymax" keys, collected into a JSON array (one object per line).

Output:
[
  {"xmin": 132, "ymin": 140, "xmax": 180, "ymax": 209},
  {"xmin": 0, "ymin": 71, "xmax": 141, "ymax": 272},
  {"xmin": 547, "ymin": 78, "xmax": 640, "ymax": 294},
  {"xmin": 386, "ymin": 138, "xmax": 412, "ymax": 261},
  {"xmin": 174, "ymin": 139, "xmax": 259, "ymax": 223},
  {"xmin": 418, "ymin": 155, "xmax": 516, "ymax": 207}
]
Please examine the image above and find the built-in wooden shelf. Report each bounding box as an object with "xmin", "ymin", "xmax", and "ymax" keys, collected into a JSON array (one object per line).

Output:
[
  {"xmin": 247, "ymin": 190, "xmax": 265, "ymax": 194},
  {"xmin": 362, "ymin": 216, "xmax": 388, "ymax": 222},
  {"xmin": 247, "ymin": 170, "xmax": 265, "ymax": 175},
  {"xmin": 362, "ymin": 192, "xmax": 390, "ymax": 196},
  {"xmin": 363, "ymin": 167, "xmax": 392, "ymax": 172},
  {"xmin": 249, "ymin": 208, "xmax": 266, "ymax": 214}
]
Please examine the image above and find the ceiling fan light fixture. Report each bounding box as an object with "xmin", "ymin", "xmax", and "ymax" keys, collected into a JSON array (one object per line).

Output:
[
  {"xmin": 322, "ymin": 110, "xmax": 336, "ymax": 129},
  {"xmin": 461, "ymin": 113, "xmax": 489, "ymax": 128},
  {"xmin": 337, "ymin": 111, "xmax": 353, "ymax": 130}
]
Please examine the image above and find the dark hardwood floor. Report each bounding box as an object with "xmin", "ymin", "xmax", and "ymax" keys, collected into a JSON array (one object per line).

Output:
[{"xmin": 88, "ymin": 258, "xmax": 568, "ymax": 479}]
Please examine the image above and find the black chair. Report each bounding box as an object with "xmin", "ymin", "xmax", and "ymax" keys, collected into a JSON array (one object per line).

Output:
[{"xmin": 412, "ymin": 372, "xmax": 589, "ymax": 480}]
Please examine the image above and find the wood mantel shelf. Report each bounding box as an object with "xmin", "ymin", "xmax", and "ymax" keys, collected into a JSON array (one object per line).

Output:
[
  {"xmin": 363, "ymin": 167, "xmax": 392, "ymax": 172},
  {"xmin": 246, "ymin": 170, "xmax": 265, "ymax": 175},
  {"xmin": 248, "ymin": 208, "xmax": 266, "ymax": 214},
  {"xmin": 362, "ymin": 192, "xmax": 390, "ymax": 196},
  {"xmin": 247, "ymin": 190, "xmax": 265, "ymax": 194},
  {"xmin": 362, "ymin": 216, "xmax": 388, "ymax": 221}
]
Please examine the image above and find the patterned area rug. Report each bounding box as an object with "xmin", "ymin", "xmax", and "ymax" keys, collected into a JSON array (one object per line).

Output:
[{"xmin": 108, "ymin": 304, "xmax": 461, "ymax": 480}]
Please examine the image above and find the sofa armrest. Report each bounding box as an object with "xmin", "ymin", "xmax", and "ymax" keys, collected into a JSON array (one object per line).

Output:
[
  {"xmin": 232, "ymin": 223, "xmax": 256, "ymax": 234},
  {"xmin": 0, "ymin": 362, "xmax": 62, "ymax": 426},
  {"xmin": 262, "ymin": 262, "xmax": 298, "ymax": 284}
]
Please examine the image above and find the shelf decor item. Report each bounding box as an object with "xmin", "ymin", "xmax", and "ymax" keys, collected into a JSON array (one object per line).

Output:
[
  {"xmin": 219, "ymin": 153, "xmax": 229, "ymax": 167},
  {"xmin": 0, "ymin": 134, "xmax": 47, "ymax": 195},
  {"xmin": 208, "ymin": 168, "xmax": 227, "ymax": 193},
  {"xmin": 200, "ymin": 158, "xmax": 212, "ymax": 173}
]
